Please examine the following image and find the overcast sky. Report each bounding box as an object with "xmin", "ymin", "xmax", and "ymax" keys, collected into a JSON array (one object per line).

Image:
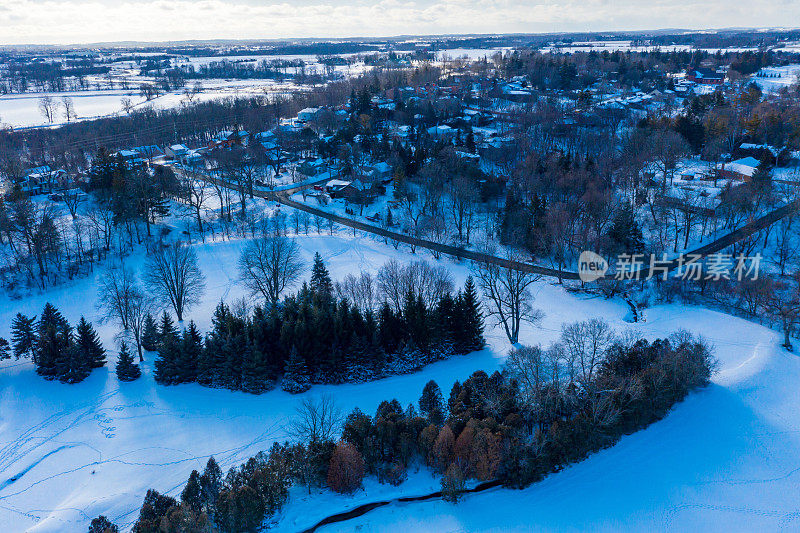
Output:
[{"xmin": 0, "ymin": 0, "xmax": 797, "ymax": 46}]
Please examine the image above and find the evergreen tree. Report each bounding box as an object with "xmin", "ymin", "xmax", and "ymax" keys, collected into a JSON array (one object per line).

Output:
[
  {"xmin": 11, "ymin": 312, "xmax": 36, "ymax": 360},
  {"xmin": 181, "ymin": 470, "xmax": 203, "ymax": 514},
  {"xmin": 250, "ymin": 305, "xmax": 286, "ymax": 379},
  {"xmin": 116, "ymin": 341, "xmax": 141, "ymax": 381},
  {"xmin": 240, "ymin": 348, "xmax": 272, "ymax": 394},
  {"xmin": 75, "ymin": 317, "xmax": 106, "ymax": 368},
  {"xmin": 154, "ymin": 322, "xmax": 181, "ymax": 384},
  {"xmin": 59, "ymin": 343, "xmax": 91, "ymax": 384},
  {"xmin": 377, "ymin": 303, "xmax": 401, "ymax": 354},
  {"xmin": 607, "ymin": 202, "xmax": 644, "ymax": 255},
  {"xmin": 419, "ymin": 380, "xmax": 445, "ymax": 424},
  {"xmin": 36, "ymin": 303, "xmax": 72, "ymax": 379},
  {"xmin": 199, "ymin": 457, "xmax": 222, "ymax": 517},
  {"xmin": 158, "ymin": 311, "xmax": 178, "ymax": 347},
  {"xmin": 89, "ymin": 515, "xmax": 119, "ymax": 533},
  {"xmin": 178, "ymin": 321, "xmax": 202, "ymax": 383},
  {"xmin": 141, "ymin": 313, "xmax": 159, "ymax": 352},
  {"xmin": 436, "ymin": 292, "xmax": 456, "ymax": 346},
  {"xmin": 309, "ymin": 252, "xmax": 333, "ymax": 298},
  {"xmin": 282, "ymin": 346, "xmax": 310, "ymax": 393},
  {"xmin": 458, "ymin": 277, "xmax": 485, "ymax": 353},
  {"xmin": 403, "ymin": 291, "xmax": 430, "ymax": 351},
  {"xmin": 217, "ymin": 314, "xmax": 249, "ymax": 391},
  {"xmin": 0, "ymin": 338, "xmax": 9, "ymax": 360},
  {"xmin": 197, "ymin": 303, "xmax": 230, "ymax": 387},
  {"xmin": 132, "ymin": 489, "xmax": 178, "ymax": 533}
]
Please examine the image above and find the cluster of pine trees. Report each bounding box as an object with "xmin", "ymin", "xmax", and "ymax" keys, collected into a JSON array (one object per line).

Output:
[
  {"xmin": 87, "ymin": 149, "xmax": 179, "ymax": 236},
  {"xmin": 7, "ymin": 304, "xmax": 106, "ymax": 383},
  {"xmin": 152, "ymin": 256, "xmax": 485, "ymax": 394}
]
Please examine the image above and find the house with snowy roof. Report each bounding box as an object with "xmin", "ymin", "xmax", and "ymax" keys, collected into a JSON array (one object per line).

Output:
[
  {"xmin": 718, "ymin": 157, "xmax": 760, "ymax": 181},
  {"xmin": 686, "ymin": 68, "xmax": 725, "ymax": 85}
]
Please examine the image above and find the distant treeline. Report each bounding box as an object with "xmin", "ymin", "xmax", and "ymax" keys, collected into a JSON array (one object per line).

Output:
[
  {"xmin": 167, "ymin": 59, "xmax": 314, "ymax": 81},
  {"xmin": 649, "ymin": 29, "xmax": 800, "ymax": 49},
  {"xmin": 0, "ymin": 59, "xmax": 111, "ymax": 93}
]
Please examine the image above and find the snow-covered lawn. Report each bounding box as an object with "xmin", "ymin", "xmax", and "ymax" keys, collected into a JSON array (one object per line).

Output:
[{"xmin": 0, "ymin": 230, "xmax": 796, "ymax": 532}]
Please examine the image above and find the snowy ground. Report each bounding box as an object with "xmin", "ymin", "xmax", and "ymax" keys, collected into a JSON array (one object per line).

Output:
[
  {"xmin": 752, "ymin": 64, "xmax": 800, "ymax": 93},
  {"xmin": 0, "ymin": 78, "xmax": 306, "ymax": 129},
  {"xmin": 0, "ymin": 223, "xmax": 797, "ymax": 532}
]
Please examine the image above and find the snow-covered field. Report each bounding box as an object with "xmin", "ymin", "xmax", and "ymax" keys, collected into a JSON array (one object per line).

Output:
[
  {"xmin": 0, "ymin": 78, "xmax": 305, "ymax": 129},
  {"xmin": 0, "ymin": 225, "xmax": 797, "ymax": 532},
  {"xmin": 0, "ymin": 90, "xmax": 146, "ymax": 129},
  {"xmin": 753, "ymin": 64, "xmax": 800, "ymax": 93}
]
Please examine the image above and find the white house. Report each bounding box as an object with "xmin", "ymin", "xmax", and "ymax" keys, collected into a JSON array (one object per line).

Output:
[
  {"xmin": 297, "ymin": 107, "xmax": 321, "ymax": 123},
  {"xmin": 165, "ymin": 144, "xmax": 190, "ymax": 161}
]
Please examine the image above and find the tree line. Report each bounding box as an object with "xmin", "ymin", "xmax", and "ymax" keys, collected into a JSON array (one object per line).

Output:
[{"xmin": 152, "ymin": 254, "xmax": 485, "ymax": 394}]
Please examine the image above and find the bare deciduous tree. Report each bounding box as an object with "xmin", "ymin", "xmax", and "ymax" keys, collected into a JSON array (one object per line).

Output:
[
  {"xmin": 97, "ymin": 265, "xmax": 153, "ymax": 361},
  {"xmin": 376, "ymin": 259, "xmax": 454, "ymax": 311},
  {"xmin": 86, "ymin": 203, "xmax": 115, "ymax": 251},
  {"xmin": 120, "ymin": 96, "xmax": 134, "ymax": 115},
  {"xmin": 61, "ymin": 96, "xmax": 76, "ymax": 122},
  {"xmin": 179, "ymin": 168, "xmax": 210, "ymax": 240},
  {"xmin": 143, "ymin": 242, "xmax": 206, "ymax": 321},
  {"xmin": 127, "ymin": 288, "xmax": 154, "ymax": 362},
  {"xmin": 448, "ymin": 176, "xmax": 479, "ymax": 244},
  {"xmin": 238, "ymin": 235, "xmax": 304, "ymax": 304},
  {"xmin": 38, "ymin": 95, "xmax": 57, "ymax": 123},
  {"xmin": 61, "ymin": 187, "xmax": 83, "ymax": 219},
  {"xmin": 472, "ymin": 250, "xmax": 543, "ymax": 344},
  {"xmin": 505, "ymin": 342, "xmax": 566, "ymax": 431},
  {"xmin": 560, "ymin": 318, "xmax": 615, "ymax": 387},
  {"xmin": 97, "ymin": 263, "xmax": 139, "ymax": 331},
  {"xmin": 334, "ymin": 272, "xmax": 376, "ymax": 311},
  {"xmin": 288, "ymin": 394, "xmax": 343, "ymax": 443},
  {"xmin": 762, "ymin": 274, "xmax": 800, "ymax": 349}
]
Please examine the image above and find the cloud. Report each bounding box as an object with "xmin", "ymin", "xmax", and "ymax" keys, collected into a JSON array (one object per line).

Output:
[{"xmin": 0, "ymin": 0, "xmax": 797, "ymax": 45}]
